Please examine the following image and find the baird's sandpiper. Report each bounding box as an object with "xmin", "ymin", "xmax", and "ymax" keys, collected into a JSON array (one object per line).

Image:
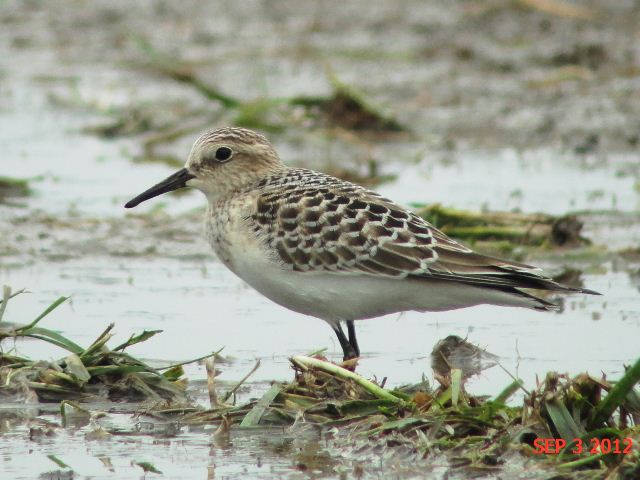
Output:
[{"xmin": 125, "ymin": 127, "xmax": 598, "ymax": 360}]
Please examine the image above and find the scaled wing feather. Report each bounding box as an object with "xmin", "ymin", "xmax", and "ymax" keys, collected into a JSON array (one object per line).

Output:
[{"xmin": 250, "ymin": 168, "xmax": 567, "ymax": 292}]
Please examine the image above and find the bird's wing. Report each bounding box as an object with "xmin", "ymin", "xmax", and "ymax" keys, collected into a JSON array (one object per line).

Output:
[{"xmin": 250, "ymin": 169, "xmax": 580, "ymax": 293}]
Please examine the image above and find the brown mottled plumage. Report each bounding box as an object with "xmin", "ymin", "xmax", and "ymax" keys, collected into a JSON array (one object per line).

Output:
[
  {"xmin": 248, "ymin": 167, "xmax": 578, "ymax": 296},
  {"xmin": 125, "ymin": 127, "xmax": 600, "ymax": 360}
]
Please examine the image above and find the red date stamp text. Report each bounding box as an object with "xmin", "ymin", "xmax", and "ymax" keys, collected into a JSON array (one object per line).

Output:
[{"xmin": 533, "ymin": 437, "xmax": 633, "ymax": 455}]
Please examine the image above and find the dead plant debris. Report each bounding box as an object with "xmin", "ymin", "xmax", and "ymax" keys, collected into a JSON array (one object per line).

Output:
[
  {"xmin": 1, "ymin": 287, "xmax": 638, "ymax": 477},
  {"xmin": 161, "ymin": 353, "xmax": 639, "ymax": 477}
]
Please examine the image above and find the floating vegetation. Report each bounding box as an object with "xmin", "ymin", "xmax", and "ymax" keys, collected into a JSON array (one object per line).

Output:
[
  {"xmin": 0, "ymin": 288, "xmax": 215, "ymax": 402},
  {"xmin": 83, "ymin": 106, "xmax": 155, "ymax": 138},
  {"xmin": 322, "ymin": 87, "xmax": 404, "ymax": 132},
  {"xmin": 0, "ymin": 175, "xmax": 31, "ymax": 201},
  {"xmin": 136, "ymin": 38, "xmax": 239, "ymax": 109},
  {"xmin": 75, "ymin": 40, "xmax": 408, "ymax": 193},
  {"xmin": 128, "ymin": 38, "xmax": 406, "ymax": 136},
  {"xmin": 416, "ymin": 204, "xmax": 590, "ymax": 249},
  {"xmin": 290, "ymin": 78, "xmax": 406, "ymax": 134}
]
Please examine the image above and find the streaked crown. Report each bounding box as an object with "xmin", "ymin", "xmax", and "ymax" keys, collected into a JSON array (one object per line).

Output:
[{"xmin": 186, "ymin": 127, "xmax": 284, "ymax": 201}]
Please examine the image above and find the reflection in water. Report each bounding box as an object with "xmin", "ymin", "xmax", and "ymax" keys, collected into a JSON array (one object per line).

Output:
[{"xmin": 430, "ymin": 335, "xmax": 499, "ymax": 380}]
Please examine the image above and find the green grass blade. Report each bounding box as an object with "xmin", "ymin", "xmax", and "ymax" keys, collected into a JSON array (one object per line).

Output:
[
  {"xmin": 240, "ymin": 383, "xmax": 282, "ymax": 427},
  {"xmin": 162, "ymin": 365, "xmax": 184, "ymax": 381},
  {"xmin": 22, "ymin": 327, "xmax": 84, "ymax": 354},
  {"xmin": 80, "ymin": 323, "xmax": 114, "ymax": 359},
  {"xmin": 323, "ymin": 399, "xmax": 400, "ymax": 417},
  {"xmin": 0, "ymin": 286, "xmax": 27, "ymax": 324},
  {"xmin": 133, "ymin": 461, "xmax": 162, "ymax": 474},
  {"xmin": 494, "ymin": 379, "xmax": 524, "ymax": 404},
  {"xmin": 0, "ymin": 285, "xmax": 11, "ymax": 323},
  {"xmin": 291, "ymin": 356, "xmax": 405, "ymax": 405},
  {"xmin": 451, "ymin": 368, "xmax": 462, "ymax": 407},
  {"xmin": 387, "ymin": 389, "xmax": 413, "ymax": 401},
  {"xmin": 545, "ymin": 396, "xmax": 586, "ymax": 440},
  {"xmin": 17, "ymin": 296, "xmax": 69, "ymax": 331},
  {"xmin": 590, "ymin": 356, "xmax": 640, "ymax": 428},
  {"xmin": 23, "ymin": 332, "xmax": 84, "ymax": 354},
  {"xmin": 28, "ymin": 381, "xmax": 87, "ymax": 396},
  {"xmin": 113, "ymin": 329, "xmax": 163, "ymax": 351},
  {"xmin": 362, "ymin": 417, "xmax": 427, "ymax": 436},
  {"xmin": 60, "ymin": 400, "xmax": 91, "ymax": 425},
  {"xmin": 47, "ymin": 454, "xmax": 72, "ymax": 470},
  {"xmin": 435, "ymin": 386, "xmax": 452, "ymax": 408},
  {"xmin": 557, "ymin": 452, "xmax": 607, "ymax": 469},
  {"xmin": 107, "ymin": 351, "xmax": 155, "ymax": 370}
]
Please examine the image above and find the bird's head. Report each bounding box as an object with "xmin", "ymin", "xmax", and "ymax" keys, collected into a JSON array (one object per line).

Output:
[{"xmin": 124, "ymin": 127, "xmax": 283, "ymax": 208}]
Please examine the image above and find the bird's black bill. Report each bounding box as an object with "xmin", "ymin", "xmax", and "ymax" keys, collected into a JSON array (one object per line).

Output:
[{"xmin": 124, "ymin": 168, "xmax": 195, "ymax": 208}]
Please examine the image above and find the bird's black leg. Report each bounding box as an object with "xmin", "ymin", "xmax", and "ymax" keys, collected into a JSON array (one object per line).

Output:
[
  {"xmin": 332, "ymin": 323, "xmax": 357, "ymax": 360},
  {"xmin": 346, "ymin": 320, "xmax": 360, "ymax": 357}
]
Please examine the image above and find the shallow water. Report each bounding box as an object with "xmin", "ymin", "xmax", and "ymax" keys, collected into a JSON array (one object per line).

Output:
[
  {"xmin": 1, "ymin": 1, "xmax": 639, "ymax": 478},
  {"xmin": 0, "ymin": 406, "xmax": 338, "ymax": 479}
]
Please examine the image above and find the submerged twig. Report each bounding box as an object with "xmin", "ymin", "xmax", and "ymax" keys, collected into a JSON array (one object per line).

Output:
[
  {"xmin": 134, "ymin": 36, "xmax": 240, "ymax": 108},
  {"xmin": 497, "ymin": 363, "xmax": 531, "ymax": 396},
  {"xmin": 205, "ymin": 356, "xmax": 219, "ymax": 409},
  {"xmin": 0, "ymin": 285, "xmax": 15, "ymax": 323},
  {"xmin": 222, "ymin": 359, "xmax": 261, "ymax": 404},
  {"xmin": 157, "ymin": 348, "xmax": 224, "ymax": 371}
]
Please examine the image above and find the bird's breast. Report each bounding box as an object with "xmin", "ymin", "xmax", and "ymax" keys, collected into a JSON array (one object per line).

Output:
[{"xmin": 205, "ymin": 199, "xmax": 275, "ymax": 273}]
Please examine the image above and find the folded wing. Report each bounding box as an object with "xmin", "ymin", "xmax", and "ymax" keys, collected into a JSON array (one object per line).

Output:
[{"xmin": 251, "ymin": 169, "xmax": 595, "ymax": 297}]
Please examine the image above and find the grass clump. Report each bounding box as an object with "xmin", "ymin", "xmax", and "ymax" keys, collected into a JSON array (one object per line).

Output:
[
  {"xmin": 290, "ymin": 80, "xmax": 405, "ymax": 134},
  {"xmin": 0, "ymin": 287, "xmax": 214, "ymax": 402},
  {"xmin": 416, "ymin": 204, "xmax": 590, "ymax": 249}
]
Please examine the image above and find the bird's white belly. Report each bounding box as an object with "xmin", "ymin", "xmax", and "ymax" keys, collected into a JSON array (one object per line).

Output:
[
  {"xmin": 229, "ymin": 257, "xmax": 406, "ymax": 324},
  {"xmin": 213, "ymin": 230, "xmax": 367, "ymax": 323},
  {"xmin": 214, "ymin": 228, "xmax": 531, "ymax": 325},
  {"xmin": 206, "ymin": 207, "xmax": 535, "ymax": 324}
]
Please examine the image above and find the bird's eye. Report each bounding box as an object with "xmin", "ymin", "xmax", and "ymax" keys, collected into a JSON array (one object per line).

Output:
[{"xmin": 215, "ymin": 147, "xmax": 233, "ymax": 162}]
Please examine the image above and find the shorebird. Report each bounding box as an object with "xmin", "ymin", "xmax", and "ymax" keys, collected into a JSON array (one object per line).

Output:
[{"xmin": 125, "ymin": 127, "xmax": 598, "ymax": 361}]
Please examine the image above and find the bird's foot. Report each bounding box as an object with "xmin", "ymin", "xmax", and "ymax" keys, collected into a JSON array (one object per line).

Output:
[{"xmin": 340, "ymin": 356, "xmax": 359, "ymax": 372}]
